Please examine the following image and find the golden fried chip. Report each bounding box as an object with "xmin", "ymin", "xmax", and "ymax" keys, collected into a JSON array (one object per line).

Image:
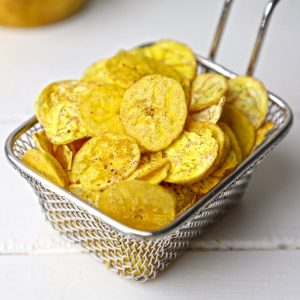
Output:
[
  {"xmin": 140, "ymin": 162, "xmax": 170, "ymax": 185},
  {"xmin": 190, "ymin": 73, "xmax": 228, "ymax": 111},
  {"xmin": 53, "ymin": 144, "xmax": 74, "ymax": 171},
  {"xmin": 35, "ymin": 80, "xmax": 99, "ymax": 144},
  {"xmin": 163, "ymin": 183, "xmax": 197, "ymax": 215},
  {"xmin": 99, "ymin": 180, "xmax": 176, "ymax": 230},
  {"xmin": 128, "ymin": 151, "xmax": 166, "ymax": 179},
  {"xmin": 191, "ymin": 176, "xmax": 221, "ymax": 195},
  {"xmin": 227, "ymin": 76, "xmax": 269, "ymax": 129},
  {"xmin": 187, "ymin": 96, "xmax": 226, "ymax": 124},
  {"xmin": 81, "ymin": 59, "xmax": 115, "ymax": 85},
  {"xmin": 105, "ymin": 51, "xmax": 154, "ymax": 89},
  {"xmin": 120, "ymin": 74, "xmax": 187, "ymax": 151},
  {"xmin": 46, "ymin": 100, "xmax": 87, "ymax": 144},
  {"xmin": 218, "ymin": 122, "xmax": 242, "ymax": 164},
  {"xmin": 186, "ymin": 121, "xmax": 230, "ymax": 172},
  {"xmin": 78, "ymin": 84, "xmax": 125, "ymax": 136},
  {"xmin": 69, "ymin": 138, "xmax": 89, "ymax": 152},
  {"xmin": 71, "ymin": 134, "xmax": 140, "ymax": 190},
  {"xmin": 213, "ymin": 148, "xmax": 239, "ymax": 178},
  {"xmin": 163, "ymin": 130, "xmax": 218, "ymax": 184},
  {"xmin": 22, "ymin": 149, "xmax": 69, "ymax": 187},
  {"xmin": 220, "ymin": 104, "xmax": 255, "ymax": 158},
  {"xmin": 33, "ymin": 130, "xmax": 53, "ymax": 154},
  {"xmin": 254, "ymin": 121, "xmax": 274, "ymax": 148},
  {"xmin": 68, "ymin": 184, "xmax": 101, "ymax": 207},
  {"xmin": 141, "ymin": 39, "xmax": 197, "ymax": 81}
]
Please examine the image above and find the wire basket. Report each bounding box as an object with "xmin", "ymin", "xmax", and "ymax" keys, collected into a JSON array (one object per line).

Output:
[{"xmin": 5, "ymin": 0, "xmax": 293, "ymax": 281}]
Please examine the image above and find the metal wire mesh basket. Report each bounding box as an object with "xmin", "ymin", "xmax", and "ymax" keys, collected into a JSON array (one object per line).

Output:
[{"xmin": 5, "ymin": 0, "xmax": 293, "ymax": 281}]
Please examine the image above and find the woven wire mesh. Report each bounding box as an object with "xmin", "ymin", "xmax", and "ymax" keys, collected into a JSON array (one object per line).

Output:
[{"xmin": 10, "ymin": 88, "xmax": 289, "ymax": 281}]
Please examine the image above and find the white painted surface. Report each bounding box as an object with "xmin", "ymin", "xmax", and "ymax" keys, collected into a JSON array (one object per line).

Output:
[{"xmin": 0, "ymin": 0, "xmax": 300, "ymax": 298}]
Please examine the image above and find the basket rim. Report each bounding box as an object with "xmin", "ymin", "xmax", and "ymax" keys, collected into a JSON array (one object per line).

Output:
[{"xmin": 4, "ymin": 53, "xmax": 294, "ymax": 240}]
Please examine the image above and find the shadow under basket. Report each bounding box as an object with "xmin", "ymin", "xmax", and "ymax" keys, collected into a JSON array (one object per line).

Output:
[{"xmin": 5, "ymin": 54, "xmax": 293, "ymax": 281}]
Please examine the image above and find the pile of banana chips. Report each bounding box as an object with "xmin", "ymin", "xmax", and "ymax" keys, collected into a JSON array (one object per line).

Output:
[{"xmin": 22, "ymin": 40, "xmax": 273, "ymax": 230}]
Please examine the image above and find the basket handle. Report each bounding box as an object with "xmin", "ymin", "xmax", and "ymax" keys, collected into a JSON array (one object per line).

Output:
[{"xmin": 208, "ymin": 0, "xmax": 281, "ymax": 75}]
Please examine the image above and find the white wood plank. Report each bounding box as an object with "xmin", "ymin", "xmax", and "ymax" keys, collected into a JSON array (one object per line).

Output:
[
  {"xmin": 0, "ymin": 251, "xmax": 300, "ymax": 299},
  {"xmin": 0, "ymin": 0, "xmax": 299, "ymax": 121},
  {"xmin": 1, "ymin": 118, "xmax": 300, "ymax": 254}
]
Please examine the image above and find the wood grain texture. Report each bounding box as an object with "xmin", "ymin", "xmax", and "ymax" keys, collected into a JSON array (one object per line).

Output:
[{"xmin": 1, "ymin": 251, "xmax": 300, "ymax": 300}]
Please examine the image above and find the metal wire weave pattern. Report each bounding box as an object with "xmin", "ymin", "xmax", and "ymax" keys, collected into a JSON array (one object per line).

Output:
[{"xmin": 9, "ymin": 94, "xmax": 288, "ymax": 281}]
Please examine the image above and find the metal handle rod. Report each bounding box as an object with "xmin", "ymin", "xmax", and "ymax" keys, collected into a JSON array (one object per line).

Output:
[
  {"xmin": 209, "ymin": 0, "xmax": 234, "ymax": 60},
  {"xmin": 247, "ymin": 0, "xmax": 281, "ymax": 75}
]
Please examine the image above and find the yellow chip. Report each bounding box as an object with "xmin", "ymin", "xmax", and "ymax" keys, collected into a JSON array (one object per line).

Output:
[
  {"xmin": 213, "ymin": 147, "xmax": 239, "ymax": 178},
  {"xmin": 128, "ymin": 151, "xmax": 166, "ymax": 179},
  {"xmin": 163, "ymin": 183, "xmax": 197, "ymax": 215},
  {"xmin": 35, "ymin": 80, "xmax": 98, "ymax": 144},
  {"xmin": 22, "ymin": 149, "xmax": 69, "ymax": 187},
  {"xmin": 68, "ymin": 184, "xmax": 101, "ymax": 207},
  {"xmin": 141, "ymin": 39, "xmax": 197, "ymax": 81},
  {"xmin": 53, "ymin": 144, "xmax": 74, "ymax": 171},
  {"xmin": 71, "ymin": 133, "xmax": 140, "ymax": 190},
  {"xmin": 35, "ymin": 80, "xmax": 90, "ymax": 128},
  {"xmin": 78, "ymin": 84, "xmax": 124, "ymax": 136},
  {"xmin": 226, "ymin": 76, "xmax": 268, "ymax": 129},
  {"xmin": 105, "ymin": 51, "xmax": 154, "ymax": 89},
  {"xmin": 254, "ymin": 121, "xmax": 274, "ymax": 148},
  {"xmin": 163, "ymin": 130, "xmax": 218, "ymax": 184},
  {"xmin": 139, "ymin": 162, "xmax": 170, "ymax": 185},
  {"xmin": 220, "ymin": 104, "xmax": 255, "ymax": 158},
  {"xmin": 120, "ymin": 74, "xmax": 187, "ymax": 151},
  {"xmin": 46, "ymin": 100, "xmax": 87, "ymax": 144},
  {"xmin": 99, "ymin": 180, "xmax": 176, "ymax": 230},
  {"xmin": 191, "ymin": 176, "xmax": 221, "ymax": 195},
  {"xmin": 186, "ymin": 121, "xmax": 230, "ymax": 172},
  {"xmin": 33, "ymin": 130, "xmax": 53, "ymax": 154},
  {"xmin": 190, "ymin": 73, "xmax": 228, "ymax": 111},
  {"xmin": 218, "ymin": 122, "xmax": 243, "ymax": 164},
  {"xmin": 68, "ymin": 138, "xmax": 89, "ymax": 152},
  {"xmin": 81, "ymin": 59, "xmax": 115, "ymax": 85},
  {"xmin": 187, "ymin": 96, "xmax": 226, "ymax": 124}
]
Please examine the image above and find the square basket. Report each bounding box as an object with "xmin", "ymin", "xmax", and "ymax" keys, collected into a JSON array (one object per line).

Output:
[{"xmin": 5, "ymin": 52, "xmax": 293, "ymax": 281}]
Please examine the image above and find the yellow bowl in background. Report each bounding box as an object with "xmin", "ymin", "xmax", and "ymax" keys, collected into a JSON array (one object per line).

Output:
[{"xmin": 0, "ymin": 0, "xmax": 86, "ymax": 27}]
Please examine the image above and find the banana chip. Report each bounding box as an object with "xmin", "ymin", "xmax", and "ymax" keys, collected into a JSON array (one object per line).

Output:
[
  {"xmin": 33, "ymin": 130, "xmax": 53, "ymax": 154},
  {"xmin": 140, "ymin": 162, "xmax": 170, "ymax": 185},
  {"xmin": 99, "ymin": 180, "xmax": 176, "ymax": 230},
  {"xmin": 68, "ymin": 184, "xmax": 101, "ymax": 207},
  {"xmin": 69, "ymin": 138, "xmax": 89, "ymax": 152},
  {"xmin": 81, "ymin": 59, "xmax": 115, "ymax": 85},
  {"xmin": 22, "ymin": 149, "xmax": 69, "ymax": 187},
  {"xmin": 78, "ymin": 84, "xmax": 124, "ymax": 136},
  {"xmin": 163, "ymin": 183, "xmax": 197, "ymax": 215},
  {"xmin": 120, "ymin": 74, "xmax": 187, "ymax": 151},
  {"xmin": 190, "ymin": 73, "xmax": 228, "ymax": 111},
  {"xmin": 254, "ymin": 121, "xmax": 274, "ymax": 148},
  {"xmin": 187, "ymin": 96, "xmax": 226, "ymax": 124},
  {"xmin": 191, "ymin": 176, "xmax": 221, "ymax": 195},
  {"xmin": 128, "ymin": 151, "xmax": 167, "ymax": 179},
  {"xmin": 186, "ymin": 121, "xmax": 230, "ymax": 172},
  {"xmin": 227, "ymin": 76, "xmax": 268, "ymax": 129},
  {"xmin": 218, "ymin": 122, "xmax": 243, "ymax": 164},
  {"xmin": 220, "ymin": 104, "xmax": 255, "ymax": 158},
  {"xmin": 53, "ymin": 144, "xmax": 74, "ymax": 171},
  {"xmin": 141, "ymin": 39, "xmax": 197, "ymax": 81},
  {"xmin": 163, "ymin": 130, "xmax": 218, "ymax": 184},
  {"xmin": 105, "ymin": 51, "xmax": 154, "ymax": 89},
  {"xmin": 71, "ymin": 133, "xmax": 140, "ymax": 190}
]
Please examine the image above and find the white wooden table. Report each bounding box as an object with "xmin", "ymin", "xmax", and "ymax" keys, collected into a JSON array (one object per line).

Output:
[{"xmin": 1, "ymin": 0, "xmax": 300, "ymax": 298}]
